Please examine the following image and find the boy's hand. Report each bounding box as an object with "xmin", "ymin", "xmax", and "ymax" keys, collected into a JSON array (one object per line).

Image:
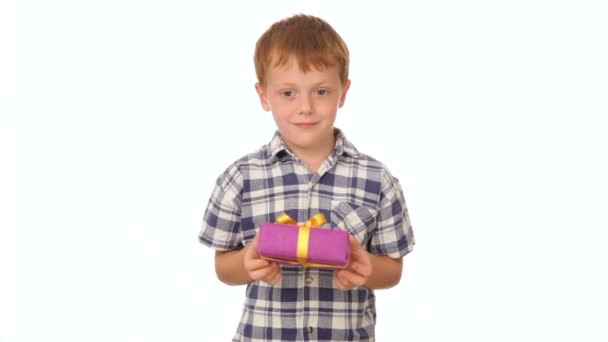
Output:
[
  {"xmin": 243, "ymin": 233, "xmax": 282, "ymax": 285},
  {"xmin": 333, "ymin": 235, "xmax": 373, "ymax": 291}
]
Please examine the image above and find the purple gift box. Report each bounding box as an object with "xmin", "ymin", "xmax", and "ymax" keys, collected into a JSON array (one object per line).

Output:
[{"xmin": 257, "ymin": 222, "xmax": 350, "ymax": 268}]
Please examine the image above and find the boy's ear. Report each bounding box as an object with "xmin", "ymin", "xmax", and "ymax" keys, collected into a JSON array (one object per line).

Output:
[
  {"xmin": 255, "ymin": 83, "xmax": 271, "ymax": 112},
  {"xmin": 338, "ymin": 79, "xmax": 351, "ymax": 108}
]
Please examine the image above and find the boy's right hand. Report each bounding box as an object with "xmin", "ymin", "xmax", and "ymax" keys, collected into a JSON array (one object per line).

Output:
[{"xmin": 243, "ymin": 233, "xmax": 282, "ymax": 285}]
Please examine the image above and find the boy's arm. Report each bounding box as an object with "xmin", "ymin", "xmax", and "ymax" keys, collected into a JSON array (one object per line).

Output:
[
  {"xmin": 215, "ymin": 248, "xmax": 251, "ymax": 285},
  {"xmin": 340, "ymin": 168, "xmax": 413, "ymax": 291},
  {"xmin": 215, "ymin": 234, "xmax": 282, "ymax": 286},
  {"xmin": 364, "ymin": 254, "xmax": 402, "ymax": 289}
]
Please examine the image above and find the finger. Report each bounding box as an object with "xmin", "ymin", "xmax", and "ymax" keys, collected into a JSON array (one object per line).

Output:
[
  {"xmin": 336, "ymin": 269, "xmax": 366, "ymax": 287},
  {"xmin": 244, "ymin": 258, "xmax": 270, "ymax": 271},
  {"xmin": 244, "ymin": 234, "xmax": 260, "ymax": 259},
  {"xmin": 271, "ymin": 262, "xmax": 281, "ymax": 275},
  {"xmin": 349, "ymin": 235, "xmax": 368, "ymax": 256},
  {"xmin": 349, "ymin": 234, "xmax": 361, "ymax": 248},
  {"xmin": 249, "ymin": 265, "xmax": 275, "ymax": 280},
  {"xmin": 348, "ymin": 237, "xmax": 371, "ymax": 268},
  {"xmin": 265, "ymin": 266, "xmax": 282, "ymax": 284},
  {"xmin": 262, "ymin": 263, "xmax": 282, "ymax": 284},
  {"xmin": 335, "ymin": 270, "xmax": 355, "ymax": 287},
  {"xmin": 264, "ymin": 275, "xmax": 279, "ymax": 285},
  {"xmin": 263, "ymin": 263, "xmax": 279, "ymax": 280},
  {"xmin": 271, "ymin": 263, "xmax": 282, "ymax": 278},
  {"xmin": 333, "ymin": 271, "xmax": 353, "ymax": 290},
  {"xmin": 333, "ymin": 272, "xmax": 346, "ymax": 290},
  {"xmin": 350, "ymin": 261, "xmax": 372, "ymax": 277},
  {"xmin": 348, "ymin": 236, "xmax": 368, "ymax": 261}
]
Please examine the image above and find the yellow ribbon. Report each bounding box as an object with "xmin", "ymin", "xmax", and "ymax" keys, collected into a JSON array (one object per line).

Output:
[{"xmin": 263, "ymin": 212, "xmax": 344, "ymax": 268}]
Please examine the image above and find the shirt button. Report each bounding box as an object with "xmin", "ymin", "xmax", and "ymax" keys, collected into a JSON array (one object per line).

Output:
[
  {"xmin": 305, "ymin": 275, "xmax": 314, "ymax": 284},
  {"xmin": 306, "ymin": 326, "xmax": 314, "ymax": 334}
]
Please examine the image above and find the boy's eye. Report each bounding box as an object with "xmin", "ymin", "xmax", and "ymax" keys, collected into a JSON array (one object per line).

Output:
[
  {"xmin": 281, "ymin": 90, "xmax": 295, "ymax": 97},
  {"xmin": 315, "ymin": 89, "xmax": 328, "ymax": 96}
]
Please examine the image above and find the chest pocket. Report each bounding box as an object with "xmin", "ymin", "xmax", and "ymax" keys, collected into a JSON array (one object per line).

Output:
[{"xmin": 331, "ymin": 201, "xmax": 377, "ymax": 249}]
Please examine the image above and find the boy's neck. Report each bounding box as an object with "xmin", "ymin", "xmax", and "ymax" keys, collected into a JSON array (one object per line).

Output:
[{"xmin": 285, "ymin": 133, "xmax": 336, "ymax": 174}]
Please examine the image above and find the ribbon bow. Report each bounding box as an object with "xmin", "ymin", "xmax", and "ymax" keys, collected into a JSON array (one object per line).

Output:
[{"xmin": 269, "ymin": 212, "xmax": 328, "ymax": 268}]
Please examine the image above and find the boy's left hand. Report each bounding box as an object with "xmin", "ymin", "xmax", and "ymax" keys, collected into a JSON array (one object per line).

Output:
[{"xmin": 333, "ymin": 235, "xmax": 373, "ymax": 291}]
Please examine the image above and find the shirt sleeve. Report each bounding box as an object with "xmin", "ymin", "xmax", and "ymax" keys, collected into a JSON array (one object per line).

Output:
[
  {"xmin": 198, "ymin": 165, "xmax": 243, "ymax": 251},
  {"xmin": 369, "ymin": 168, "xmax": 415, "ymax": 258}
]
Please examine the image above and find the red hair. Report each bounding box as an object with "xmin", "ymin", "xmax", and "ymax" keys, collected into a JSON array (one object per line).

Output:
[{"xmin": 254, "ymin": 14, "xmax": 350, "ymax": 86}]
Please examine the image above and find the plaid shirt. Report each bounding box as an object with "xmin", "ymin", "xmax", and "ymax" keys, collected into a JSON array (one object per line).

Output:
[{"xmin": 199, "ymin": 129, "xmax": 415, "ymax": 342}]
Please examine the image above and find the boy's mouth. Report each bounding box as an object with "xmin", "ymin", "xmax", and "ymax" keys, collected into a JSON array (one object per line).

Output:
[{"xmin": 294, "ymin": 122, "xmax": 318, "ymax": 128}]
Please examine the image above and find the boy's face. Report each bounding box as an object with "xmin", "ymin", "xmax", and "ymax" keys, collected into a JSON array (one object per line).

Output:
[{"xmin": 255, "ymin": 60, "xmax": 350, "ymax": 156}]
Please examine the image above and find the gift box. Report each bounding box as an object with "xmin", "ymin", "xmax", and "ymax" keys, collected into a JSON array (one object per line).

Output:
[{"xmin": 257, "ymin": 213, "xmax": 350, "ymax": 269}]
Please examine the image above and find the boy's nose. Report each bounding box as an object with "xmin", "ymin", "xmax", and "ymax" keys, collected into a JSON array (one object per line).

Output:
[{"xmin": 297, "ymin": 94, "xmax": 313, "ymax": 114}]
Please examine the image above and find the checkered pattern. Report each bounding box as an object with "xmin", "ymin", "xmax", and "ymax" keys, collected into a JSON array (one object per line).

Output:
[{"xmin": 200, "ymin": 129, "xmax": 415, "ymax": 341}]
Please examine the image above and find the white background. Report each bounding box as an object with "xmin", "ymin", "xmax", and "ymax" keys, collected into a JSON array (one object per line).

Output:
[{"xmin": 2, "ymin": 0, "xmax": 607, "ymax": 341}]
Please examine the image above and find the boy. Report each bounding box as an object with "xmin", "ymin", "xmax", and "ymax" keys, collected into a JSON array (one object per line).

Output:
[{"xmin": 199, "ymin": 14, "xmax": 415, "ymax": 341}]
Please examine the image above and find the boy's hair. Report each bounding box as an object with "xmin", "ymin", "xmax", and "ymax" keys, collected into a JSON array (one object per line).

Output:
[{"xmin": 254, "ymin": 14, "xmax": 350, "ymax": 87}]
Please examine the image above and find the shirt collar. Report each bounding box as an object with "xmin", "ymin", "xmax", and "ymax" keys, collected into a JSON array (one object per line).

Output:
[{"xmin": 268, "ymin": 128, "xmax": 360, "ymax": 162}]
